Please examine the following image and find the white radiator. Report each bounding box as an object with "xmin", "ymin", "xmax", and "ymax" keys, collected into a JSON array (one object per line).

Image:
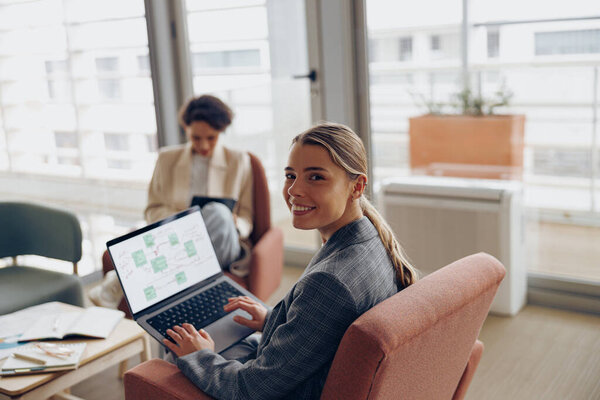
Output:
[{"xmin": 379, "ymin": 176, "xmax": 526, "ymax": 316}]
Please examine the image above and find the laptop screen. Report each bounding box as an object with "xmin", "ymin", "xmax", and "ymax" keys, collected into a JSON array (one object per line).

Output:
[{"xmin": 107, "ymin": 208, "xmax": 222, "ymax": 315}]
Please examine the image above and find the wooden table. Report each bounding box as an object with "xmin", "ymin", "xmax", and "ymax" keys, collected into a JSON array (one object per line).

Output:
[{"xmin": 0, "ymin": 304, "xmax": 151, "ymax": 400}]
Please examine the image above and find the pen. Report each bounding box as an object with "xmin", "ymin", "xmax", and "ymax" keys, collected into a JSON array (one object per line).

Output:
[
  {"xmin": 3, "ymin": 365, "xmax": 68, "ymax": 374},
  {"xmin": 13, "ymin": 352, "xmax": 47, "ymax": 365},
  {"xmin": 14, "ymin": 367, "xmax": 47, "ymax": 372}
]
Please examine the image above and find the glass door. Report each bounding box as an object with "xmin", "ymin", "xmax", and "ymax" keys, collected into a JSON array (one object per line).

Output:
[{"xmin": 183, "ymin": 0, "xmax": 320, "ymax": 254}]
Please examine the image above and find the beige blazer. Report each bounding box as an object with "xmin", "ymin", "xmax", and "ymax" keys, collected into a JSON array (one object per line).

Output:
[{"xmin": 144, "ymin": 142, "xmax": 253, "ymax": 239}]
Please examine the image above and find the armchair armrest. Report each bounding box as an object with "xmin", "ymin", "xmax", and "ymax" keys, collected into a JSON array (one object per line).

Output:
[
  {"xmin": 248, "ymin": 227, "xmax": 284, "ymax": 302},
  {"xmin": 102, "ymin": 249, "xmax": 115, "ymax": 274},
  {"xmin": 101, "ymin": 249, "xmax": 132, "ymax": 318},
  {"xmin": 124, "ymin": 359, "xmax": 213, "ymax": 400}
]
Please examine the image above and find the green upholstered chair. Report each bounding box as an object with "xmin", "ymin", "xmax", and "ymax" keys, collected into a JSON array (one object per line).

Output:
[{"xmin": 0, "ymin": 202, "xmax": 84, "ymax": 315}]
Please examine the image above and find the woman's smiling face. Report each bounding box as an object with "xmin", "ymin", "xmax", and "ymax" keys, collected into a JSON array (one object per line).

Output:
[{"xmin": 283, "ymin": 143, "xmax": 363, "ymax": 241}]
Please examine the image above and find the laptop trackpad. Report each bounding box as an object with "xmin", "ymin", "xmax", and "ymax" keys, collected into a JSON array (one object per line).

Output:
[{"xmin": 205, "ymin": 309, "xmax": 254, "ymax": 354}]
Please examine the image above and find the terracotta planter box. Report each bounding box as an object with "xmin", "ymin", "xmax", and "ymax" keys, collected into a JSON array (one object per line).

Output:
[{"xmin": 408, "ymin": 114, "xmax": 525, "ymax": 180}]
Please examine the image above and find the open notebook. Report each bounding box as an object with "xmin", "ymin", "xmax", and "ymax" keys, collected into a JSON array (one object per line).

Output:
[
  {"xmin": 0, "ymin": 342, "xmax": 86, "ymax": 375},
  {"xmin": 18, "ymin": 307, "xmax": 124, "ymax": 342}
]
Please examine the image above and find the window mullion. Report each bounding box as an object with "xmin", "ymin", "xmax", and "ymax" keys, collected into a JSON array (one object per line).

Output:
[
  {"xmin": 0, "ymin": 82, "xmax": 11, "ymax": 171},
  {"xmin": 144, "ymin": 0, "xmax": 189, "ymax": 147},
  {"xmin": 592, "ymin": 66, "xmax": 599, "ymax": 213},
  {"xmin": 461, "ymin": 0, "xmax": 470, "ymax": 91},
  {"xmin": 60, "ymin": 0, "xmax": 85, "ymax": 177}
]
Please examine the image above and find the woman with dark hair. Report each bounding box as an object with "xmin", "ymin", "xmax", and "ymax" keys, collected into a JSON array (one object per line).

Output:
[
  {"xmin": 89, "ymin": 95, "xmax": 253, "ymax": 307},
  {"xmin": 162, "ymin": 122, "xmax": 419, "ymax": 399},
  {"xmin": 145, "ymin": 94, "xmax": 252, "ymax": 269}
]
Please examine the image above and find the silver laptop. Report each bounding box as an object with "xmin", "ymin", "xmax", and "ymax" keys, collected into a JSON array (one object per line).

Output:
[{"xmin": 106, "ymin": 206, "xmax": 262, "ymax": 353}]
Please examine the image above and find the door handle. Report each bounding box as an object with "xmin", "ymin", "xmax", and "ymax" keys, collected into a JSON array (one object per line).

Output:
[{"xmin": 292, "ymin": 69, "xmax": 317, "ymax": 82}]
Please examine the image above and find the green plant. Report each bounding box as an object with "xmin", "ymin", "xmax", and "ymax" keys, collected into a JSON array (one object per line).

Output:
[
  {"xmin": 411, "ymin": 81, "xmax": 514, "ymax": 116},
  {"xmin": 455, "ymin": 82, "xmax": 513, "ymax": 116},
  {"xmin": 411, "ymin": 91, "xmax": 445, "ymax": 115}
]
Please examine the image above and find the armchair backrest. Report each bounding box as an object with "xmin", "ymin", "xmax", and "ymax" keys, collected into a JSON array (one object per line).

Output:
[
  {"xmin": 321, "ymin": 252, "xmax": 505, "ymax": 400},
  {"xmin": 0, "ymin": 202, "xmax": 82, "ymax": 263},
  {"xmin": 248, "ymin": 152, "xmax": 271, "ymax": 245}
]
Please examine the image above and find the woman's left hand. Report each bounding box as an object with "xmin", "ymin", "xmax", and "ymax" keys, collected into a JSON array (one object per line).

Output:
[{"xmin": 162, "ymin": 323, "xmax": 215, "ymax": 357}]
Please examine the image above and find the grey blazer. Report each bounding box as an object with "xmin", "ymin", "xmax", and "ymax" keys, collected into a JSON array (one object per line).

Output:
[{"xmin": 177, "ymin": 217, "xmax": 398, "ymax": 399}]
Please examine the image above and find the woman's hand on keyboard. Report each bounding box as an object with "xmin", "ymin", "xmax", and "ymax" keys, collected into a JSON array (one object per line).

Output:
[
  {"xmin": 163, "ymin": 323, "xmax": 215, "ymax": 356},
  {"xmin": 224, "ymin": 296, "xmax": 268, "ymax": 332}
]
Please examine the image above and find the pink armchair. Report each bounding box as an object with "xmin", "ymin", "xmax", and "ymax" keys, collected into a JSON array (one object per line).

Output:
[
  {"xmin": 124, "ymin": 252, "xmax": 505, "ymax": 400},
  {"xmin": 102, "ymin": 152, "xmax": 284, "ymax": 318}
]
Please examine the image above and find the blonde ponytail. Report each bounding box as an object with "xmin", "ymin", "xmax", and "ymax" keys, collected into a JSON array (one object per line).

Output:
[
  {"xmin": 293, "ymin": 122, "xmax": 419, "ymax": 289},
  {"xmin": 360, "ymin": 197, "xmax": 418, "ymax": 289}
]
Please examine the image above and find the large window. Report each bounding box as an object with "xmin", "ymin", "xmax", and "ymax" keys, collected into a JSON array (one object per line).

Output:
[
  {"xmin": 487, "ymin": 29, "xmax": 499, "ymax": 58},
  {"xmin": 535, "ymin": 29, "xmax": 600, "ymax": 56},
  {"xmin": 365, "ymin": 0, "xmax": 600, "ymax": 283},
  {"xmin": 4, "ymin": 1, "xmax": 595, "ymax": 283},
  {"xmin": 0, "ymin": 0, "xmax": 156, "ymax": 275}
]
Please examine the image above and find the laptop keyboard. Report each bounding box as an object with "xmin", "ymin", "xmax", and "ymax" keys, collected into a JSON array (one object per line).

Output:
[{"xmin": 147, "ymin": 281, "xmax": 244, "ymax": 342}]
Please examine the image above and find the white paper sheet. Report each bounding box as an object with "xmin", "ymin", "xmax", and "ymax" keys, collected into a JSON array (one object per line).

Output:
[{"xmin": 0, "ymin": 302, "xmax": 63, "ymax": 339}]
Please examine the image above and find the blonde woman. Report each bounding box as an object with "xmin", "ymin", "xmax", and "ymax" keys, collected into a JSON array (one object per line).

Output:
[{"xmin": 162, "ymin": 122, "xmax": 418, "ymax": 399}]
